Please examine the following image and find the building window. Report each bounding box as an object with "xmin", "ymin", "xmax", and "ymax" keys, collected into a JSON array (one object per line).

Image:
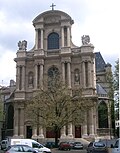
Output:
[
  {"xmin": 48, "ymin": 66, "xmax": 59, "ymax": 87},
  {"xmin": 98, "ymin": 101, "xmax": 108, "ymax": 128},
  {"xmin": 38, "ymin": 30, "xmax": 41, "ymax": 48},
  {"xmin": 48, "ymin": 32, "xmax": 59, "ymax": 50},
  {"xmin": 64, "ymin": 27, "xmax": 67, "ymax": 46}
]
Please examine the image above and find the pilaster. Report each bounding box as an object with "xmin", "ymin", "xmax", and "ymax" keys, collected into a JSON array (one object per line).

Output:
[
  {"xmin": 67, "ymin": 62, "xmax": 71, "ymax": 88},
  {"xmin": 67, "ymin": 123, "xmax": 73, "ymax": 138},
  {"xmin": 20, "ymin": 108, "xmax": 24, "ymax": 138},
  {"xmin": 38, "ymin": 126, "xmax": 44, "ymax": 139}
]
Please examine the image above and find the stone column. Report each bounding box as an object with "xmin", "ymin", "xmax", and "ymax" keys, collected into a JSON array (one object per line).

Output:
[
  {"xmin": 61, "ymin": 27, "xmax": 64, "ymax": 47},
  {"xmin": 41, "ymin": 29, "xmax": 43, "ymax": 49},
  {"xmin": 34, "ymin": 64, "xmax": 38, "ymax": 89},
  {"xmin": 14, "ymin": 108, "xmax": 18, "ymax": 137},
  {"xmin": 60, "ymin": 126, "xmax": 66, "ymax": 138},
  {"xmin": 67, "ymin": 123, "xmax": 73, "ymax": 138},
  {"xmin": 40, "ymin": 64, "xmax": 44, "ymax": 89},
  {"xmin": 93, "ymin": 58, "xmax": 96, "ymax": 89},
  {"xmin": 89, "ymin": 107, "xmax": 95, "ymax": 137},
  {"xmin": 82, "ymin": 125, "xmax": 88, "ymax": 138},
  {"xmin": 32, "ymin": 127, "xmax": 38, "ymax": 139},
  {"xmin": 93, "ymin": 105, "xmax": 97, "ymax": 136},
  {"xmin": 62, "ymin": 62, "xmax": 65, "ymax": 84},
  {"xmin": 82, "ymin": 112, "xmax": 88, "ymax": 138},
  {"xmin": 88, "ymin": 62, "xmax": 92, "ymax": 87},
  {"xmin": 82, "ymin": 61, "xmax": 85, "ymax": 88},
  {"xmin": 16, "ymin": 66, "xmax": 19, "ymax": 90},
  {"xmin": 67, "ymin": 62, "xmax": 71, "ymax": 88},
  {"xmin": 20, "ymin": 108, "xmax": 24, "ymax": 138},
  {"xmin": 22, "ymin": 66, "xmax": 25, "ymax": 90},
  {"xmin": 35, "ymin": 29, "xmax": 38, "ymax": 50},
  {"xmin": 67, "ymin": 27, "xmax": 70, "ymax": 46},
  {"xmin": 38, "ymin": 126, "xmax": 44, "ymax": 138}
]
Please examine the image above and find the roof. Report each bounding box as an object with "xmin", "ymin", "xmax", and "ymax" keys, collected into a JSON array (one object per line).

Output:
[
  {"xmin": 96, "ymin": 84, "xmax": 107, "ymax": 95},
  {"xmin": 95, "ymin": 52, "xmax": 106, "ymax": 72},
  {"xmin": 33, "ymin": 10, "xmax": 74, "ymax": 25}
]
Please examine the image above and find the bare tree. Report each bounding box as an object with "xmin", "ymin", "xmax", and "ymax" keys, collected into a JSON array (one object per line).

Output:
[{"xmin": 25, "ymin": 78, "xmax": 95, "ymax": 146}]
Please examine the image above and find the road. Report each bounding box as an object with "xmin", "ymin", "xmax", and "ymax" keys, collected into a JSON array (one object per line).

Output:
[
  {"xmin": 51, "ymin": 148, "xmax": 87, "ymax": 153},
  {"xmin": 0, "ymin": 149, "xmax": 87, "ymax": 153}
]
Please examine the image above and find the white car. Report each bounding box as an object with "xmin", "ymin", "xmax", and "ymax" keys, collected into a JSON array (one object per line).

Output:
[
  {"xmin": 5, "ymin": 144, "xmax": 38, "ymax": 153},
  {"xmin": 10, "ymin": 139, "xmax": 51, "ymax": 153}
]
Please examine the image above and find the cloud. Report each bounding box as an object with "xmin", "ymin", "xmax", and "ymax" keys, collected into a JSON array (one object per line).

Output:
[
  {"xmin": 0, "ymin": 50, "xmax": 16, "ymax": 86},
  {"xmin": 0, "ymin": 0, "xmax": 119, "ymax": 86}
]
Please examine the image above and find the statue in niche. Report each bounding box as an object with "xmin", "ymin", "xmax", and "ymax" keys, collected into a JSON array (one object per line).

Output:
[
  {"xmin": 28, "ymin": 72, "xmax": 34, "ymax": 87},
  {"xmin": 81, "ymin": 35, "xmax": 90, "ymax": 45},
  {"xmin": 74, "ymin": 69, "xmax": 80, "ymax": 84},
  {"xmin": 18, "ymin": 40, "xmax": 27, "ymax": 50}
]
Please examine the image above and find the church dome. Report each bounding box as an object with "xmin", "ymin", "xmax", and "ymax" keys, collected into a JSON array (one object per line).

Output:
[{"xmin": 33, "ymin": 10, "xmax": 74, "ymax": 26}]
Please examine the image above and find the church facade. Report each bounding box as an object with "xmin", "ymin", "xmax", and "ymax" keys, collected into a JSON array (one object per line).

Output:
[{"xmin": 1, "ymin": 8, "xmax": 114, "ymax": 140}]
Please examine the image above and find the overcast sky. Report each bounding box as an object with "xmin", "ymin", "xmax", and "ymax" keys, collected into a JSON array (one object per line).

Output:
[{"xmin": 0, "ymin": 0, "xmax": 119, "ymax": 86}]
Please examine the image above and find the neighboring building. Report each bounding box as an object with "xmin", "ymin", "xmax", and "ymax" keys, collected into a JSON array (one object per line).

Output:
[
  {"xmin": 115, "ymin": 120, "xmax": 120, "ymax": 137},
  {"xmin": 1, "ymin": 8, "xmax": 114, "ymax": 140},
  {"xmin": 95, "ymin": 52, "xmax": 114, "ymax": 138},
  {"xmin": 115, "ymin": 120, "xmax": 120, "ymax": 128},
  {"xmin": 0, "ymin": 80, "xmax": 16, "ymax": 139}
]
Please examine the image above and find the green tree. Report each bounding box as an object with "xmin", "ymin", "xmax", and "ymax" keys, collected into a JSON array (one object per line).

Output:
[
  {"xmin": 0, "ymin": 89, "xmax": 4, "ymax": 121},
  {"xmin": 106, "ymin": 59, "xmax": 119, "ymax": 137},
  {"xmin": 113, "ymin": 59, "xmax": 119, "ymax": 120},
  {"xmin": 106, "ymin": 64, "xmax": 115, "ymax": 137},
  {"xmin": 25, "ymin": 79, "xmax": 95, "ymax": 146}
]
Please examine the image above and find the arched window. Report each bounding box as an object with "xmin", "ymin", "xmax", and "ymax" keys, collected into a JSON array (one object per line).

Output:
[
  {"xmin": 48, "ymin": 66, "xmax": 59, "ymax": 87},
  {"xmin": 48, "ymin": 32, "xmax": 59, "ymax": 50},
  {"xmin": 64, "ymin": 27, "xmax": 67, "ymax": 46},
  {"xmin": 98, "ymin": 101, "xmax": 108, "ymax": 128}
]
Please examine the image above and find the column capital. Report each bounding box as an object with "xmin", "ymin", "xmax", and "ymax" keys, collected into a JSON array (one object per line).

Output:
[
  {"xmin": 61, "ymin": 57, "xmax": 71, "ymax": 63},
  {"xmin": 34, "ymin": 61, "xmax": 44, "ymax": 66},
  {"xmin": 17, "ymin": 65, "xmax": 26, "ymax": 68}
]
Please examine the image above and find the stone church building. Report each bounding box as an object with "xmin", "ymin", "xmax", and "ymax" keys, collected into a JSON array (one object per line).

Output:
[{"xmin": 1, "ymin": 8, "xmax": 114, "ymax": 140}]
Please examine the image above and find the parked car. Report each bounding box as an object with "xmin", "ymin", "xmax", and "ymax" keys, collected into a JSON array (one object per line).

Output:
[
  {"xmin": 9, "ymin": 139, "xmax": 51, "ymax": 153},
  {"xmin": 68, "ymin": 141, "xmax": 75, "ymax": 149},
  {"xmin": 73, "ymin": 142, "xmax": 84, "ymax": 149},
  {"xmin": 0, "ymin": 140, "xmax": 8, "ymax": 150},
  {"xmin": 44, "ymin": 141, "xmax": 55, "ymax": 148},
  {"xmin": 87, "ymin": 141, "xmax": 108, "ymax": 153},
  {"xmin": 5, "ymin": 144, "xmax": 38, "ymax": 153},
  {"xmin": 111, "ymin": 138, "xmax": 120, "ymax": 153},
  {"xmin": 58, "ymin": 142, "xmax": 71, "ymax": 150}
]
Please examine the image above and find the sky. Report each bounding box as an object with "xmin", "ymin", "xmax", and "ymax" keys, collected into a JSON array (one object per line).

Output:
[{"xmin": 0, "ymin": 0, "xmax": 119, "ymax": 86}]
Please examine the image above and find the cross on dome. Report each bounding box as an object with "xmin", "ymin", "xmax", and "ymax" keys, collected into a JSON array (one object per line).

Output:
[{"xmin": 50, "ymin": 3, "xmax": 56, "ymax": 10}]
